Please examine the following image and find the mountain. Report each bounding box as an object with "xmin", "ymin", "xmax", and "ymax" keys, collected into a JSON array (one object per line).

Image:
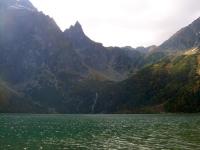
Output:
[
  {"xmin": 62, "ymin": 17, "xmax": 200, "ymax": 113},
  {"xmin": 0, "ymin": 0, "xmax": 88, "ymax": 112},
  {"xmin": 142, "ymin": 17, "xmax": 200, "ymax": 69},
  {"xmin": 68, "ymin": 48, "xmax": 200, "ymax": 113},
  {"xmin": 0, "ymin": 0, "xmax": 140, "ymax": 112},
  {"xmin": 64, "ymin": 22, "xmax": 147, "ymax": 81},
  {"xmin": 114, "ymin": 50, "xmax": 200, "ymax": 113},
  {"xmin": 0, "ymin": 0, "xmax": 84, "ymax": 82},
  {"xmin": 64, "ymin": 21, "xmax": 101, "ymax": 49},
  {"xmin": 159, "ymin": 17, "xmax": 200, "ymax": 52},
  {"xmin": 0, "ymin": 0, "xmax": 199, "ymax": 113}
]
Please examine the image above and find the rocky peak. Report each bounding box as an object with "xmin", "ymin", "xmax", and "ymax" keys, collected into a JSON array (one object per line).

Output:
[
  {"xmin": 64, "ymin": 21, "xmax": 97, "ymax": 49},
  {"xmin": 74, "ymin": 21, "xmax": 83, "ymax": 31},
  {"xmin": 65, "ymin": 21, "xmax": 86, "ymax": 38}
]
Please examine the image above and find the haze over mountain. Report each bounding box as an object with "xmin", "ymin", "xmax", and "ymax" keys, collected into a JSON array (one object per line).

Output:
[{"xmin": 0, "ymin": 0, "xmax": 199, "ymax": 113}]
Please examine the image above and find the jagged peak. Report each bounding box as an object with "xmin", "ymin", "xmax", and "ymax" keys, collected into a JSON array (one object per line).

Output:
[
  {"xmin": 68, "ymin": 21, "xmax": 84, "ymax": 33},
  {"xmin": 74, "ymin": 21, "xmax": 82, "ymax": 28},
  {"xmin": 64, "ymin": 21, "xmax": 87, "ymax": 39},
  {"xmin": 64, "ymin": 21, "xmax": 103, "ymax": 49}
]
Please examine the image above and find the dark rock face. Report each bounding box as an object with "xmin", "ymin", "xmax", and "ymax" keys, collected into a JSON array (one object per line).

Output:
[
  {"xmin": 0, "ymin": 0, "xmax": 88, "ymax": 112},
  {"xmin": 64, "ymin": 21, "xmax": 98, "ymax": 49},
  {"xmin": 0, "ymin": 1, "xmax": 87, "ymax": 84},
  {"xmin": 159, "ymin": 17, "xmax": 200, "ymax": 52}
]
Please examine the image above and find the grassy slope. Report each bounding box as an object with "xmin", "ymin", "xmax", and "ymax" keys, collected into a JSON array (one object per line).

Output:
[
  {"xmin": 0, "ymin": 79, "xmax": 47, "ymax": 113},
  {"xmin": 68, "ymin": 50, "xmax": 200, "ymax": 113},
  {"xmin": 117, "ymin": 51, "xmax": 200, "ymax": 113}
]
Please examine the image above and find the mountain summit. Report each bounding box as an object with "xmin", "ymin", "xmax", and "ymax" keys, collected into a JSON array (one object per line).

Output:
[
  {"xmin": 73, "ymin": 21, "xmax": 84, "ymax": 33},
  {"xmin": 67, "ymin": 21, "xmax": 85, "ymax": 36},
  {"xmin": 64, "ymin": 21, "xmax": 97, "ymax": 49}
]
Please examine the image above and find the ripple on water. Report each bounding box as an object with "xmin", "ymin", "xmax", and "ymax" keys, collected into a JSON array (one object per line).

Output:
[{"xmin": 0, "ymin": 114, "xmax": 199, "ymax": 149}]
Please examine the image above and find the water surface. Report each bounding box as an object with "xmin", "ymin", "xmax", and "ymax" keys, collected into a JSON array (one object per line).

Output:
[{"xmin": 0, "ymin": 114, "xmax": 199, "ymax": 150}]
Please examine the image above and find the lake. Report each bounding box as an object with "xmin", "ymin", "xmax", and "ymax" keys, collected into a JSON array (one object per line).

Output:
[{"xmin": 0, "ymin": 114, "xmax": 199, "ymax": 150}]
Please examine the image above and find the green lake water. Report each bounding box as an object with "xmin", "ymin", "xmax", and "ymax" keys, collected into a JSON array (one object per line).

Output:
[{"xmin": 0, "ymin": 114, "xmax": 199, "ymax": 150}]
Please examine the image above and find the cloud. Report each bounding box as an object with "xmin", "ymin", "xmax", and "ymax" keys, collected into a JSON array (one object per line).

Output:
[{"xmin": 30, "ymin": 0, "xmax": 200, "ymax": 47}]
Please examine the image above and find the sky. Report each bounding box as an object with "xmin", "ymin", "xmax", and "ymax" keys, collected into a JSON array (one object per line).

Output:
[{"xmin": 30, "ymin": 0, "xmax": 200, "ymax": 47}]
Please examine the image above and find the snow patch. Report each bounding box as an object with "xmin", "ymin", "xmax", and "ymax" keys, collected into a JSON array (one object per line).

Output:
[{"xmin": 9, "ymin": 4, "xmax": 36, "ymax": 12}]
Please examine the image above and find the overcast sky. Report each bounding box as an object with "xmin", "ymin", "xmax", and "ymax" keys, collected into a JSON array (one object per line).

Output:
[{"xmin": 30, "ymin": 0, "xmax": 200, "ymax": 47}]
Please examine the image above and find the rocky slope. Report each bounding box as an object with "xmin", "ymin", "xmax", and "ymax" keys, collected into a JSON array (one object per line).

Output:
[{"xmin": 159, "ymin": 17, "xmax": 200, "ymax": 52}]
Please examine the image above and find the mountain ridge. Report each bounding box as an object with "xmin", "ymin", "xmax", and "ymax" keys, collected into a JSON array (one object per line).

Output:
[{"xmin": 158, "ymin": 17, "xmax": 200, "ymax": 52}]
